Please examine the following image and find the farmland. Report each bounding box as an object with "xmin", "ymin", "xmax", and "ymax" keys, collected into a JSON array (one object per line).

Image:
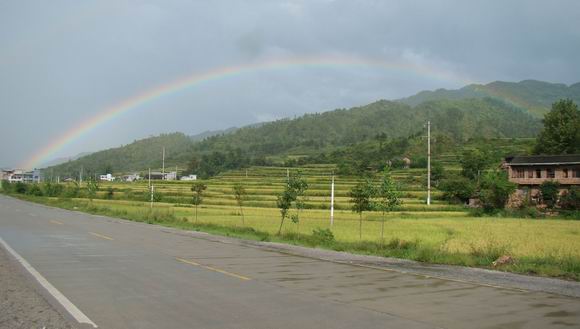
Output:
[{"xmin": 7, "ymin": 164, "xmax": 580, "ymax": 280}]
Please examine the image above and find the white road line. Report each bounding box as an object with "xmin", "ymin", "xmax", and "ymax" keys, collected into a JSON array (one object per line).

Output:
[{"xmin": 0, "ymin": 237, "xmax": 98, "ymax": 328}]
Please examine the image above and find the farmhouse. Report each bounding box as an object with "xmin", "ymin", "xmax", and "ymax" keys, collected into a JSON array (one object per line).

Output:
[
  {"xmin": 503, "ymin": 154, "xmax": 580, "ymax": 202},
  {"xmin": 99, "ymin": 173, "xmax": 114, "ymax": 182}
]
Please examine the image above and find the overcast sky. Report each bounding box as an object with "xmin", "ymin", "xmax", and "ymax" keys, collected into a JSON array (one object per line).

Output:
[{"xmin": 1, "ymin": 0, "xmax": 579, "ymax": 168}]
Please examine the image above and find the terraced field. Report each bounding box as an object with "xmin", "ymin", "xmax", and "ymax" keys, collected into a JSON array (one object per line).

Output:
[{"xmin": 98, "ymin": 165, "xmax": 465, "ymax": 215}]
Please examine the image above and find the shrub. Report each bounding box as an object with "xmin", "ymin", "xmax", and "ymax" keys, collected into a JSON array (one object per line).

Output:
[
  {"xmin": 312, "ymin": 228, "xmax": 335, "ymax": 244},
  {"xmin": 479, "ymin": 171, "xmax": 516, "ymax": 212},
  {"xmin": 539, "ymin": 181, "xmax": 560, "ymax": 209},
  {"xmin": 560, "ymin": 187, "xmax": 579, "ymax": 210},
  {"xmin": 26, "ymin": 184, "xmax": 43, "ymax": 196},
  {"xmin": 439, "ymin": 176, "xmax": 475, "ymax": 203},
  {"xmin": 14, "ymin": 182, "xmax": 27, "ymax": 194},
  {"xmin": 42, "ymin": 182, "xmax": 64, "ymax": 197},
  {"xmin": 105, "ymin": 187, "xmax": 115, "ymax": 200}
]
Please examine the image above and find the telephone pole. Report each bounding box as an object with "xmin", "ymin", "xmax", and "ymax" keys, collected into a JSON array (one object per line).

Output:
[
  {"xmin": 427, "ymin": 121, "xmax": 431, "ymax": 206},
  {"xmin": 162, "ymin": 147, "xmax": 165, "ymax": 180},
  {"xmin": 330, "ymin": 174, "xmax": 335, "ymax": 227}
]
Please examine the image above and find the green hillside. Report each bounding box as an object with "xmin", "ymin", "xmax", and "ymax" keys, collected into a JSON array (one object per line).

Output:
[
  {"xmin": 46, "ymin": 133, "xmax": 194, "ymax": 178},
  {"xmin": 399, "ymin": 80, "xmax": 580, "ymax": 117},
  {"xmin": 192, "ymin": 98, "xmax": 539, "ymax": 157},
  {"xmin": 44, "ymin": 96, "xmax": 540, "ymax": 179}
]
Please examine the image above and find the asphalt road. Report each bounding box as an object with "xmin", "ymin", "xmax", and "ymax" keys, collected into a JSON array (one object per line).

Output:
[{"xmin": 1, "ymin": 195, "xmax": 579, "ymax": 329}]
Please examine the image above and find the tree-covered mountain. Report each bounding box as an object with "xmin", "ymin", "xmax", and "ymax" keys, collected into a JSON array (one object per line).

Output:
[
  {"xmin": 44, "ymin": 95, "xmax": 542, "ymax": 178},
  {"xmin": 398, "ymin": 80, "xmax": 580, "ymax": 118},
  {"xmin": 192, "ymin": 97, "xmax": 540, "ymax": 158},
  {"xmin": 45, "ymin": 133, "xmax": 194, "ymax": 179}
]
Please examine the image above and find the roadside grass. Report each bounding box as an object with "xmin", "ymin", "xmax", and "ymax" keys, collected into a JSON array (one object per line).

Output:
[{"xmin": 10, "ymin": 194, "xmax": 580, "ymax": 281}]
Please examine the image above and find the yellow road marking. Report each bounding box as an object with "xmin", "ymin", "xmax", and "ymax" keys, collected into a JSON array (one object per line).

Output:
[
  {"xmin": 50, "ymin": 220, "xmax": 64, "ymax": 225},
  {"xmin": 176, "ymin": 258, "xmax": 251, "ymax": 281},
  {"xmin": 89, "ymin": 232, "xmax": 114, "ymax": 241}
]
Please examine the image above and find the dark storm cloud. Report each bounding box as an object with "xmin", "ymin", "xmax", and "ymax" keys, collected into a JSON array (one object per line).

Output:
[{"xmin": 1, "ymin": 0, "xmax": 579, "ymax": 167}]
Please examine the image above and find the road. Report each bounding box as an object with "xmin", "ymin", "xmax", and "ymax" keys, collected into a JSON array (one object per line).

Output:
[{"xmin": 0, "ymin": 195, "xmax": 579, "ymax": 329}]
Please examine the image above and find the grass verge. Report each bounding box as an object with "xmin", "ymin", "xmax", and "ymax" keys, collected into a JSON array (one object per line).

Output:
[{"xmin": 7, "ymin": 194, "xmax": 580, "ymax": 281}]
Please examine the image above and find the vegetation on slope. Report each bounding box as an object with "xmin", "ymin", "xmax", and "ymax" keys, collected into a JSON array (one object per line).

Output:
[{"xmin": 399, "ymin": 80, "xmax": 580, "ymax": 117}]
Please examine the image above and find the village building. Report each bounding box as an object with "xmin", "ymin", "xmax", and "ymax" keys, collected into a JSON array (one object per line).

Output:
[
  {"xmin": 99, "ymin": 173, "xmax": 114, "ymax": 182},
  {"xmin": 148, "ymin": 171, "xmax": 177, "ymax": 181},
  {"xmin": 2, "ymin": 169, "xmax": 42, "ymax": 183},
  {"xmin": 180, "ymin": 174, "xmax": 197, "ymax": 181},
  {"xmin": 123, "ymin": 173, "xmax": 141, "ymax": 182},
  {"xmin": 503, "ymin": 154, "xmax": 580, "ymax": 204}
]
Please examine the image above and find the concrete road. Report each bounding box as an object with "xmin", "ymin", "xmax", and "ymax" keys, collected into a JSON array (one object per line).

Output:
[{"xmin": 1, "ymin": 195, "xmax": 579, "ymax": 329}]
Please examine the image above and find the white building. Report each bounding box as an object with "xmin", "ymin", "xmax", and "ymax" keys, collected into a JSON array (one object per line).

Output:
[
  {"xmin": 4, "ymin": 169, "xmax": 41, "ymax": 183},
  {"xmin": 99, "ymin": 173, "xmax": 114, "ymax": 182},
  {"xmin": 180, "ymin": 174, "xmax": 197, "ymax": 181},
  {"xmin": 123, "ymin": 173, "xmax": 140, "ymax": 182}
]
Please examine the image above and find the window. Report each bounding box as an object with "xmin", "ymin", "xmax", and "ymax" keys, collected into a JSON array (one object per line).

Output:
[
  {"xmin": 574, "ymin": 169, "xmax": 580, "ymax": 178},
  {"xmin": 536, "ymin": 169, "xmax": 542, "ymax": 178},
  {"xmin": 547, "ymin": 168, "xmax": 555, "ymax": 179},
  {"xmin": 527, "ymin": 170, "xmax": 534, "ymax": 179},
  {"xmin": 516, "ymin": 169, "xmax": 525, "ymax": 178},
  {"xmin": 563, "ymin": 169, "xmax": 569, "ymax": 178}
]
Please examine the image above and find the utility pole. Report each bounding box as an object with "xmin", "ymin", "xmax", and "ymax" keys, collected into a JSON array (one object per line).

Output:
[
  {"xmin": 330, "ymin": 174, "xmax": 335, "ymax": 227},
  {"xmin": 427, "ymin": 120, "xmax": 431, "ymax": 206},
  {"xmin": 80, "ymin": 166, "xmax": 83, "ymax": 184},
  {"xmin": 286, "ymin": 168, "xmax": 290, "ymax": 182},
  {"xmin": 162, "ymin": 147, "xmax": 165, "ymax": 180},
  {"xmin": 150, "ymin": 185, "xmax": 154, "ymax": 209},
  {"xmin": 148, "ymin": 168, "xmax": 151, "ymax": 190}
]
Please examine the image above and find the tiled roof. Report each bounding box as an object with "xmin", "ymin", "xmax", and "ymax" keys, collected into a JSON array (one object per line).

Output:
[{"xmin": 505, "ymin": 154, "xmax": 580, "ymax": 165}]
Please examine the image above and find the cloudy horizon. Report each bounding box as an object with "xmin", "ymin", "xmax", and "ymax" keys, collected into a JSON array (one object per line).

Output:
[{"xmin": 1, "ymin": 0, "xmax": 580, "ymax": 168}]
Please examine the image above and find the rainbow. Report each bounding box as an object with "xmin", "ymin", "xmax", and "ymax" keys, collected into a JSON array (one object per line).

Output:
[{"xmin": 21, "ymin": 55, "xmax": 474, "ymax": 169}]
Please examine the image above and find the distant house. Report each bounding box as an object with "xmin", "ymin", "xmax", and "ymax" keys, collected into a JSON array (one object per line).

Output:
[
  {"xmin": 123, "ymin": 173, "xmax": 140, "ymax": 182},
  {"xmin": 503, "ymin": 154, "xmax": 580, "ymax": 203},
  {"xmin": 99, "ymin": 173, "xmax": 114, "ymax": 182},
  {"xmin": 147, "ymin": 171, "xmax": 177, "ymax": 181},
  {"xmin": 180, "ymin": 174, "xmax": 197, "ymax": 181},
  {"xmin": 4, "ymin": 169, "xmax": 41, "ymax": 183}
]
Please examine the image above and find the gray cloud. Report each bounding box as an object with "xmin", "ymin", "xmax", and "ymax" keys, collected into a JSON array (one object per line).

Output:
[{"xmin": 1, "ymin": 0, "xmax": 579, "ymax": 167}]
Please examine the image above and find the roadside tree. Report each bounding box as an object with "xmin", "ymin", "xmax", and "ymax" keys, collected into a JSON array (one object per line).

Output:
[
  {"xmin": 374, "ymin": 168, "xmax": 402, "ymax": 244},
  {"xmin": 232, "ymin": 183, "xmax": 247, "ymax": 225},
  {"xmin": 349, "ymin": 178, "xmax": 374, "ymax": 240},
  {"xmin": 191, "ymin": 181, "xmax": 207, "ymax": 222}
]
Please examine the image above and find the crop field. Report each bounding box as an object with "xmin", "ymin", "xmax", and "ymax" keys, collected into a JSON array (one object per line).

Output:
[{"xmin": 6, "ymin": 164, "xmax": 580, "ymax": 279}]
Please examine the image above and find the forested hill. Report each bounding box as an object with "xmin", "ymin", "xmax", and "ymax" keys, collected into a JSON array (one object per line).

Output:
[
  {"xmin": 43, "ymin": 96, "xmax": 541, "ymax": 178},
  {"xmin": 398, "ymin": 80, "xmax": 580, "ymax": 118},
  {"xmin": 192, "ymin": 97, "xmax": 540, "ymax": 157},
  {"xmin": 45, "ymin": 133, "xmax": 195, "ymax": 178}
]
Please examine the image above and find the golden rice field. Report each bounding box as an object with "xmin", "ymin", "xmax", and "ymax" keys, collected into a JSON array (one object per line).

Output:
[{"xmin": 85, "ymin": 198, "xmax": 580, "ymax": 261}]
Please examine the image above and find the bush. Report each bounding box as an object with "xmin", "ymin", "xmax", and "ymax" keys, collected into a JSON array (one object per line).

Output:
[
  {"xmin": 312, "ymin": 228, "xmax": 335, "ymax": 244},
  {"xmin": 14, "ymin": 182, "xmax": 27, "ymax": 194},
  {"xmin": 439, "ymin": 176, "xmax": 475, "ymax": 203},
  {"xmin": 560, "ymin": 187, "xmax": 579, "ymax": 210},
  {"xmin": 479, "ymin": 171, "xmax": 516, "ymax": 212},
  {"xmin": 539, "ymin": 181, "xmax": 560, "ymax": 209},
  {"xmin": 42, "ymin": 182, "xmax": 64, "ymax": 197},
  {"xmin": 26, "ymin": 184, "xmax": 43, "ymax": 196},
  {"xmin": 105, "ymin": 187, "xmax": 115, "ymax": 200}
]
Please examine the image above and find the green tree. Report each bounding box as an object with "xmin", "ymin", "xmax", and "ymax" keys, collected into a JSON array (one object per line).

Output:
[
  {"xmin": 276, "ymin": 172, "xmax": 308, "ymax": 235},
  {"xmin": 459, "ymin": 148, "xmax": 494, "ymax": 180},
  {"xmin": 86, "ymin": 179, "xmax": 99, "ymax": 202},
  {"xmin": 191, "ymin": 181, "xmax": 207, "ymax": 223},
  {"xmin": 349, "ymin": 178, "xmax": 374, "ymax": 240},
  {"xmin": 534, "ymin": 99, "xmax": 580, "ymax": 155},
  {"xmin": 560, "ymin": 187, "xmax": 580, "ymax": 210},
  {"xmin": 439, "ymin": 176, "xmax": 476, "ymax": 203},
  {"xmin": 539, "ymin": 181, "xmax": 560, "ymax": 209},
  {"xmin": 479, "ymin": 171, "xmax": 516, "ymax": 212},
  {"xmin": 374, "ymin": 168, "xmax": 402, "ymax": 243},
  {"xmin": 232, "ymin": 183, "xmax": 247, "ymax": 225}
]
